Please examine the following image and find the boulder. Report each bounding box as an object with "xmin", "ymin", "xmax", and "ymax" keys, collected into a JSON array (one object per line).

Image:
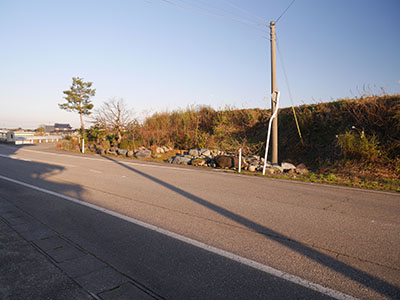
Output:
[
  {"xmin": 162, "ymin": 146, "xmax": 169, "ymax": 153},
  {"xmin": 172, "ymin": 156, "xmax": 191, "ymax": 165},
  {"xmin": 188, "ymin": 149, "xmax": 199, "ymax": 156},
  {"xmin": 107, "ymin": 148, "xmax": 118, "ymax": 155},
  {"xmin": 210, "ymin": 149, "xmax": 219, "ymax": 157},
  {"xmin": 214, "ymin": 155, "xmax": 233, "ymax": 169},
  {"xmin": 233, "ymin": 157, "xmax": 248, "ymax": 169},
  {"xmin": 263, "ymin": 167, "xmax": 275, "ymax": 175},
  {"xmin": 156, "ymin": 147, "xmax": 164, "ymax": 154},
  {"xmin": 273, "ymin": 165, "xmax": 284, "ymax": 173},
  {"xmin": 296, "ymin": 163, "xmax": 309, "ymax": 174},
  {"xmin": 281, "ymin": 162, "xmax": 296, "ymax": 172},
  {"xmin": 126, "ymin": 150, "xmax": 134, "ymax": 157},
  {"xmin": 199, "ymin": 148, "xmax": 211, "ymax": 157},
  {"xmin": 117, "ymin": 149, "xmax": 127, "ymax": 156},
  {"xmin": 135, "ymin": 149, "xmax": 152, "ymax": 159},
  {"xmin": 248, "ymin": 165, "xmax": 257, "ymax": 172},
  {"xmin": 96, "ymin": 147, "xmax": 106, "ymax": 155},
  {"xmin": 191, "ymin": 158, "xmax": 206, "ymax": 166}
]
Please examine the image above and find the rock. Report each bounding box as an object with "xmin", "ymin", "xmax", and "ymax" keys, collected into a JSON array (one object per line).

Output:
[
  {"xmin": 296, "ymin": 163, "xmax": 309, "ymax": 174},
  {"xmin": 210, "ymin": 149, "xmax": 219, "ymax": 157},
  {"xmin": 191, "ymin": 158, "xmax": 206, "ymax": 166},
  {"xmin": 162, "ymin": 146, "xmax": 169, "ymax": 153},
  {"xmin": 156, "ymin": 147, "xmax": 164, "ymax": 154},
  {"xmin": 214, "ymin": 155, "xmax": 233, "ymax": 169},
  {"xmin": 152, "ymin": 154, "xmax": 161, "ymax": 158},
  {"xmin": 233, "ymin": 157, "xmax": 248, "ymax": 169},
  {"xmin": 96, "ymin": 146, "xmax": 105, "ymax": 155},
  {"xmin": 126, "ymin": 150, "xmax": 134, "ymax": 157},
  {"xmin": 281, "ymin": 162, "xmax": 296, "ymax": 172},
  {"xmin": 135, "ymin": 149, "xmax": 151, "ymax": 159},
  {"xmin": 107, "ymin": 148, "xmax": 117, "ymax": 155},
  {"xmin": 188, "ymin": 149, "xmax": 199, "ymax": 156},
  {"xmin": 89, "ymin": 144, "xmax": 96, "ymax": 152},
  {"xmin": 199, "ymin": 148, "xmax": 211, "ymax": 157},
  {"xmin": 263, "ymin": 167, "xmax": 275, "ymax": 174},
  {"xmin": 273, "ymin": 166, "xmax": 284, "ymax": 173},
  {"xmin": 117, "ymin": 149, "xmax": 127, "ymax": 156},
  {"xmin": 172, "ymin": 156, "xmax": 191, "ymax": 165},
  {"xmin": 246, "ymin": 155, "xmax": 260, "ymax": 162},
  {"xmin": 248, "ymin": 165, "xmax": 256, "ymax": 172}
]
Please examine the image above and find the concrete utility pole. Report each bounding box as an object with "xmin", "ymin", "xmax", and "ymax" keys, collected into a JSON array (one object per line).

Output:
[{"xmin": 270, "ymin": 21, "xmax": 278, "ymax": 165}]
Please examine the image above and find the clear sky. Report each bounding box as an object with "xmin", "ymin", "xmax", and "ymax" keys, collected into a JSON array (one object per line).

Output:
[{"xmin": 1, "ymin": 0, "xmax": 399, "ymax": 129}]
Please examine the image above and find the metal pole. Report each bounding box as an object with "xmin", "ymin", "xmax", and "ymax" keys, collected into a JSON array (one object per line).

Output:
[
  {"xmin": 238, "ymin": 148, "xmax": 242, "ymax": 173},
  {"xmin": 263, "ymin": 91, "xmax": 280, "ymax": 175},
  {"xmin": 270, "ymin": 21, "xmax": 278, "ymax": 165},
  {"xmin": 82, "ymin": 138, "xmax": 85, "ymax": 154}
]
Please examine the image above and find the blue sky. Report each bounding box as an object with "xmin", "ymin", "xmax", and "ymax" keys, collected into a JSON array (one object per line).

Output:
[{"xmin": 1, "ymin": 0, "xmax": 399, "ymax": 128}]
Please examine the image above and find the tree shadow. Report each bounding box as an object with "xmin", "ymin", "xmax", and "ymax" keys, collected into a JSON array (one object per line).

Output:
[
  {"xmin": 0, "ymin": 144, "xmax": 83, "ymax": 203},
  {"xmin": 101, "ymin": 154, "xmax": 399, "ymax": 299}
]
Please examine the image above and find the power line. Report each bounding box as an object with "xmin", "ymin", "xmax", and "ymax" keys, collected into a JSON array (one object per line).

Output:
[
  {"xmin": 179, "ymin": 0, "xmax": 265, "ymax": 26},
  {"xmin": 218, "ymin": 0, "xmax": 266, "ymax": 23},
  {"xmin": 157, "ymin": 0, "xmax": 268, "ymax": 33},
  {"xmin": 275, "ymin": 0, "xmax": 296, "ymax": 24}
]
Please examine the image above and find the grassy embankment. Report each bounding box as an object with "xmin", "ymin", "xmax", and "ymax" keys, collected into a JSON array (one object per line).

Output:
[
  {"xmin": 136, "ymin": 94, "xmax": 399, "ymax": 191},
  {"xmin": 60, "ymin": 94, "xmax": 400, "ymax": 192}
]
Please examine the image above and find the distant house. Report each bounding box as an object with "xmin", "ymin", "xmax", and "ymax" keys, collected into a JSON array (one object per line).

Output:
[
  {"xmin": 54, "ymin": 123, "xmax": 72, "ymax": 133},
  {"xmin": 44, "ymin": 123, "xmax": 74, "ymax": 134}
]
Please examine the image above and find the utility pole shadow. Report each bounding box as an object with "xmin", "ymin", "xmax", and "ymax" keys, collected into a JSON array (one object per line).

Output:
[{"xmin": 101, "ymin": 155, "xmax": 399, "ymax": 299}]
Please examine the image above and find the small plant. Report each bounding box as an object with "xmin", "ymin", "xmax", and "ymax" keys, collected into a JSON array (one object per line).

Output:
[
  {"xmin": 119, "ymin": 139, "xmax": 135, "ymax": 150},
  {"xmin": 336, "ymin": 130, "xmax": 381, "ymax": 161}
]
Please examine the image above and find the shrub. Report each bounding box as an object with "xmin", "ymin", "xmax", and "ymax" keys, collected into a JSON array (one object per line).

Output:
[
  {"xmin": 337, "ymin": 131, "xmax": 381, "ymax": 161},
  {"xmin": 119, "ymin": 139, "xmax": 135, "ymax": 150}
]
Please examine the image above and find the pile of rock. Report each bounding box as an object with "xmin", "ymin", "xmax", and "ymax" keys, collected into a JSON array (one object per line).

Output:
[
  {"xmin": 94, "ymin": 145, "xmax": 171, "ymax": 159},
  {"xmin": 167, "ymin": 148, "xmax": 226, "ymax": 167},
  {"xmin": 167, "ymin": 148, "xmax": 309, "ymax": 175}
]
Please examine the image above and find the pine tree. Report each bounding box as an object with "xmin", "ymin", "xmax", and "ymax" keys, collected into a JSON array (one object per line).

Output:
[{"xmin": 59, "ymin": 77, "xmax": 95, "ymax": 134}]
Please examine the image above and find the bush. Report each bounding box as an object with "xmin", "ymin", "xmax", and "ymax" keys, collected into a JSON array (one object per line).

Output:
[
  {"xmin": 119, "ymin": 139, "xmax": 135, "ymax": 150},
  {"xmin": 337, "ymin": 131, "xmax": 381, "ymax": 161}
]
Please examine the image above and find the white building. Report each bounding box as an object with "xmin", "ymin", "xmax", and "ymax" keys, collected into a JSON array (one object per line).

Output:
[{"xmin": 0, "ymin": 131, "xmax": 60, "ymax": 145}]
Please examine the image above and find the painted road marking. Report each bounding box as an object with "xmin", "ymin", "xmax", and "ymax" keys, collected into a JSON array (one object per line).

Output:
[{"xmin": 0, "ymin": 174, "xmax": 358, "ymax": 300}]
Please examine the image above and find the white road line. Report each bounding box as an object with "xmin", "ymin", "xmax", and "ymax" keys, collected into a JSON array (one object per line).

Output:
[{"xmin": 0, "ymin": 174, "xmax": 358, "ymax": 300}]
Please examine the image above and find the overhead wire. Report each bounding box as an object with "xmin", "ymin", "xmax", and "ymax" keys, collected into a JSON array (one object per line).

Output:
[
  {"xmin": 275, "ymin": 0, "xmax": 296, "ymax": 24},
  {"xmin": 158, "ymin": 0, "xmax": 268, "ymax": 33},
  {"xmin": 177, "ymin": 0, "xmax": 265, "ymax": 26},
  {"xmin": 276, "ymin": 34, "xmax": 303, "ymax": 143},
  {"xmin": 218, "ymin": 0, "xmax": 266, "ymax": 23}
]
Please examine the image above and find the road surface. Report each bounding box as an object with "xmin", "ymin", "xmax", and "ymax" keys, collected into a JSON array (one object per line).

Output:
[{"xmin": 0, "ymin": 143, "xmax": 399, "ymax": 299}]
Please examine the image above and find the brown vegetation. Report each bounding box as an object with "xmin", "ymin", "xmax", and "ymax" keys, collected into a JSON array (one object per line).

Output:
[{"xmin": 61, "ymin": 94, "xmax": 399, "ymax": 191}]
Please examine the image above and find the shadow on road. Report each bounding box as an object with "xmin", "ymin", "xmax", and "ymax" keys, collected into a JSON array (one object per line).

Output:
[
  {"xmin": 101, "ymin": 154, "xmax": 400, "ymax": 299},
  {"xmin": 0, "ymin": 144, "xmax": 83, "ymax": 204}
]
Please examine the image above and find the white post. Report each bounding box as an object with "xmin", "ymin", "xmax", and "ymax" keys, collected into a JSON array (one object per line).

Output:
[
  {"xmin": 238, "ymin": 148, "xmax": 242, "ymax": 173},
  {"xmin": 263, "ymin": 91, "xmax": 280, "ymax": 175},
  {"xmin": 82, "ymin": 138, "xmax": 85, "ymax": 153}
]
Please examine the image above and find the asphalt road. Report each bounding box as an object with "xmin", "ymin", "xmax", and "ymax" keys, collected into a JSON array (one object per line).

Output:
[{"xmin": 0, "ymin": 143, "xmax": 399, "ymax": 299}]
